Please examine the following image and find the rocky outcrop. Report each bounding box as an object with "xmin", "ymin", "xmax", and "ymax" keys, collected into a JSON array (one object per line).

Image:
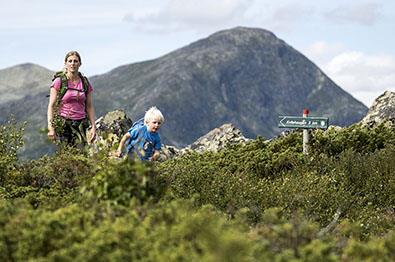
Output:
[
  {"xmin": 181, "ymin": 123, "xmax": 249, "ymax": 154},
  {"xmin": 158, "ymin": 123, "xmax": 249, "ymax": 161},
  {"xmin": 95, "ymin": 110, "xmax": 132, "ymax": 138},
  {"xmin": 157, "ymin": 145, "xmax": 180, "ymax": 162},
  {"xmin": 93, "ymin": 110, "xmax": 133, "ymax": 152},
  {"xmin": 360, "ymin": 91, "xmax": 395, "ymax": 127}
]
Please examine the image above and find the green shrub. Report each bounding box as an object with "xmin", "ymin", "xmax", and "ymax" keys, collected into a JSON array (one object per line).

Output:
[
  {"xmin": 81, "ymin": 158, "xmax": 165, "ymax": 206},
  {"xmin": 342, "ymin": 231, "xmax": 395, "ymax": 261},
  {"xmin": 310, "ymin": 124, "xmax": 395, "ymax": 156},
  {"xmin": 2, "ymin": 148, "xmax": 97, "ymax": 209},
  {"xmin": 159, "ymin": 125, "xmax": 395, "ymax": 233},
  {"xmin": 0, "ymin": 118, "xmax": 25, "ymax": 179}
]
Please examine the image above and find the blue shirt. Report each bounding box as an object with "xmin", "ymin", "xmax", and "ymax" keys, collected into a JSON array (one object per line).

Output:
[{"xmin": 126, "ymin": 125, "xmax": 161, "ymax": 161}]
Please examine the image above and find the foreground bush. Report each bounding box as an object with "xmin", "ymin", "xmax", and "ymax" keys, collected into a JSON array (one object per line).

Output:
[{"xmin": 0, "ymin": 198, "xmax": 394, "ymax": 261}]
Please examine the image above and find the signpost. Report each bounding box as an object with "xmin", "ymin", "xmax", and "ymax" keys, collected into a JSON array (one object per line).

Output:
[
  {"xmin": 278, "ymin": 109, "xmax": 329, "ymax": 155},
  {"xmin": 278, "ymin": 116, "xmax": 329, "ymax": 129}
]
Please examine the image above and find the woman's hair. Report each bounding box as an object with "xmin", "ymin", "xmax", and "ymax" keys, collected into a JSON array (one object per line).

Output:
[
  {"xmin": 144, "ymin": 106, "xmax": 164, "ymax": 124},
  {"xmin": 64, "ymin": 50, "xmax": 82, "ymax": 64}
]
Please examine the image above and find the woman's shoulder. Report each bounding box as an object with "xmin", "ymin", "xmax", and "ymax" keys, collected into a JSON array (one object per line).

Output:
[{"xmin": 50, "ymin": 77, "xmax": 62, "ymax": 89}]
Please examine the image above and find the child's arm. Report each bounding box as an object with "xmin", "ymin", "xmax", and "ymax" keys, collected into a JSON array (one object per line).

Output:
[
  {"xmin": 113, "ymin": 132, "xmax": 131, "ymax": 157},
  {"xmin": 150, "ymin": 135, "xmax": 161, "ymax": 161}
]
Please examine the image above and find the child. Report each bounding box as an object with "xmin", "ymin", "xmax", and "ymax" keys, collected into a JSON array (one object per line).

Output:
[{"xmin": 114, "ymin": 106, "xmax": 164, "ymax": 161}]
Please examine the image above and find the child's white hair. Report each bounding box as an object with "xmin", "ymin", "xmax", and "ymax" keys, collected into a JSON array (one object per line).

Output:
[{"xmin": 144, "ymin": 106, "xmax": 164, "ymax": 124}]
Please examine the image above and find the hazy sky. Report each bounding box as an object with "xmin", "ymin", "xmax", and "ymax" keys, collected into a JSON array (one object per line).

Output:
[{"xmin": 1, "ymin": 0, "xmax": 394, "ymax": 107}]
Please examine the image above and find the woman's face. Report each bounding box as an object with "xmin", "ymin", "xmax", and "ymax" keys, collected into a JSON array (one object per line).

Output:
[{"xmin": 65, "ymin": 55, "xmax": 81, "ymax": 73}]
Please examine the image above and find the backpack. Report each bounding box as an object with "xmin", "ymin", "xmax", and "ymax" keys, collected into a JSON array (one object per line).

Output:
[
  {"xmin": 125, "ymin": 117, "xmax": 145, "ymax": 154},
  {"xmin": 48, "ymin": 71, "xmax": 90, "ymax": 103}
]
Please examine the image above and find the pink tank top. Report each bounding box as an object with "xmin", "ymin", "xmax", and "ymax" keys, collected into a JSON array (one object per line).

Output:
[{"xmin": 51, "ymin": 77, "xmax": 93, "ymax": 120}]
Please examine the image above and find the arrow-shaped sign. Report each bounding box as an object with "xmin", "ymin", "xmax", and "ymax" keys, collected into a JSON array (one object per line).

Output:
[{"xmin": 278, "ymin": 116, "xmax": 329, "ymax": 129}]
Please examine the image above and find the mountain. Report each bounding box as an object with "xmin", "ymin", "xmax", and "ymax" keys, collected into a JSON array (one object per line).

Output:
[
  {"xmin": 0, "ymin": 26, "xmax": 368, "ymax": 158},
  {"xmin": 0, "ymin": 63, "xmax": 55, "ymax": 158},
  {"xmin": 90, "ymin": 26, "xmax": 367, "ymax": 146},
  {"xmin": 0, "ymin": 63, "xmax": 53, "ymax": 104}
]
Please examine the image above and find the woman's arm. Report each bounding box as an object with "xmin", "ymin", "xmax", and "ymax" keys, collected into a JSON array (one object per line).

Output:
[
  {"xmin": 86, "ymin": 92, "xmax": 96, "ymax": 143},
  {"xmin": 47, "ymin": 88, "xmax": 58, "ymax": 141}
]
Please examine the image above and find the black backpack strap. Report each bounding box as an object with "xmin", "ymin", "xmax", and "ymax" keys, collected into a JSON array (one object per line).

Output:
[{"xmin": 66, "ymin": 87, "xmax": 86, "ymax": 92}]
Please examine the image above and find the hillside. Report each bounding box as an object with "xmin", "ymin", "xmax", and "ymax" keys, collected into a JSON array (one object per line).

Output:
[
  {"xmin": 0, "ymin": 64, "xmax": 55, "ymax": 158},
  {"xmin": 0, "ymin": 26, "xmax": 368, "ymax": 158}
]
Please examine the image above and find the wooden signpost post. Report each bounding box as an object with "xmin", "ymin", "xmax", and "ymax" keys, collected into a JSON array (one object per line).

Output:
[{"xmin": 278, "ymin": 109, "xmax": 329, "ymax": 154}]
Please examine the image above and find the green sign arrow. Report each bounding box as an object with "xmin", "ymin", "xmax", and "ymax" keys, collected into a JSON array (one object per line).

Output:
[{"xmin": 278, "ymin": 116, "xmax": 329, "ymax": 129}]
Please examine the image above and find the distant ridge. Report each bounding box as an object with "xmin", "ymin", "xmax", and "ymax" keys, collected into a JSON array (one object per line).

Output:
[{"xmin": 0, "ymin": 63, "xmax": 53, "ymax": 104}]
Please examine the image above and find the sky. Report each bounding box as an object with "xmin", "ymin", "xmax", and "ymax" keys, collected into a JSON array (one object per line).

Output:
[{"xmin": 1, "ymin": 0, "xmax": 394, "ymax": 107}]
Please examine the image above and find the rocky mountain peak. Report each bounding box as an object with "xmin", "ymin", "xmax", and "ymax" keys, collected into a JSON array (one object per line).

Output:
[
  {"xmin": 197, "ymin": 26, "xmax": 279, "ymax": 46},
  {"xmin": 0, "ymin": 63, "xmax": 53, "ymax": 104},
  {"xmin": 0, "ymin": 63, "xmax": 52, "ymax": 78},
  {"xmin": 361, "ymin": 91, "xmax": 395, "ymax": 127}
]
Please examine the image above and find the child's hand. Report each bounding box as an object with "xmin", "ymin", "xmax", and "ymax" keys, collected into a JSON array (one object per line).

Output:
[{"xmin": 151, "ymin": 151, "xmax": 160, "ymax": 161}]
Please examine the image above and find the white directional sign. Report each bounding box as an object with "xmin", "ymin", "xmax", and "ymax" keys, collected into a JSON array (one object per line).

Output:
[{"xmin": 278, "ymin": 116, "xmax": 329, "ymax": 129}]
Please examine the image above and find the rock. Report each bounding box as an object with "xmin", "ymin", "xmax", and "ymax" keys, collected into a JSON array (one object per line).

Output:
[
  {"xmin": 181, "ymin": 123, "xmax": 249, "ymax": 154},
  {"xmin": 95, "ymin": 110, "xmax": 133, "ymax": 138},
  {"xmin": 325, "ymin": 125, "xmax": 343, "ymax": 132},
  {"xmin": 157, "ymin": 145, "xmax": 180, "ymax": 162},
  {"xmin": 93, "ymin": 110, "xmax": 133, "ymax": 152},
  {"xmin": 360, "ymin": 91, "xmax": 395, "ymax": 127},
  {"xmin": 159, "ymin": 123, "xmax": 248, "ymax": 161}
]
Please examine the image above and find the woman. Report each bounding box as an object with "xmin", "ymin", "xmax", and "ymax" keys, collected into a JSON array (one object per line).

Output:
[{"xmin": 47, "ymin": 51, "xmax": 96, "ymax": 146}]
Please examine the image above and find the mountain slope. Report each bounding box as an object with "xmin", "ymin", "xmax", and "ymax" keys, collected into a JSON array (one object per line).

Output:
[
  {"xmin": 91, "ymin": 26, "xmax": 367, "ymax": 146},
  {"xmin": 0, "ymin": 64, "xmax": 55, "ymax": 158},
  {"xmin": 0, "ymin": 63, "xmax": 53, "ymax": 104}
]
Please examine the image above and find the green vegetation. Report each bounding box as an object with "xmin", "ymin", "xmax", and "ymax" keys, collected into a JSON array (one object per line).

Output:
[{"xmin": 0, "ymin": 120, "xmax": 394, "ymax": 261}]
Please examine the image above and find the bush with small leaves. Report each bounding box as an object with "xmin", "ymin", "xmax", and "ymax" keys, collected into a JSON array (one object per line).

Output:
[{"xmin": 0, "ymin": 118, "xmax": 25, "ymax": 179}]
